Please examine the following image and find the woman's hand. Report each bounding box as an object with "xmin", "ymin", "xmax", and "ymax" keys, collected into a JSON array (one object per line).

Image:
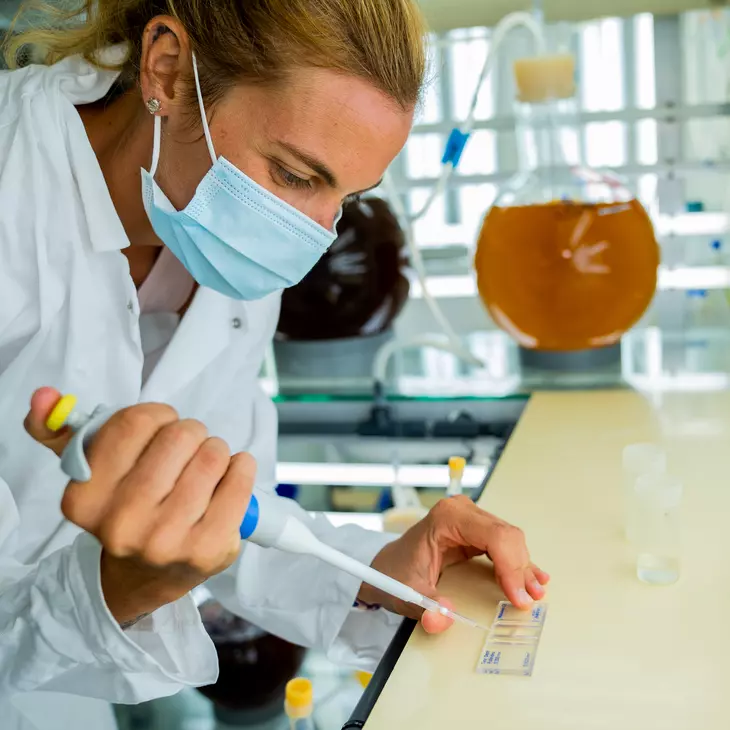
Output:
[
  {"xmin": 359, "ymin": 495, "xmax": 549, "ymax": 634},
  {"xmin": 25, "ymin": 387, "xmax": 256, "ymax": 626}
]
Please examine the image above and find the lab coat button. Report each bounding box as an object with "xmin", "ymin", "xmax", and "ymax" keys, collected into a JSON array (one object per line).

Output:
[
  {"xmin": 232, "ymin": 317, "xmax": 242, "ymax": 329},
  {"xmin": 127, "ymin": 300, "xmax": 134, "ymax": 312}
]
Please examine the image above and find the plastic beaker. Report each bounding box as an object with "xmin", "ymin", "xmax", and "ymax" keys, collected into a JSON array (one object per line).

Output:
[
  {"xmin": 622, "ymin": 443, "xmax": 667, "ymax": 543},
  {"xmin": 634, "ymin": 472, "xmax": 682, "ymax": 586}
]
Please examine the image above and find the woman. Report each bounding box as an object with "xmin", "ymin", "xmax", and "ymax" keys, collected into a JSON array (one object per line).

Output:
[{"xmin": 0, "ymin": 1, "xmax": 549, "ymax": 728}]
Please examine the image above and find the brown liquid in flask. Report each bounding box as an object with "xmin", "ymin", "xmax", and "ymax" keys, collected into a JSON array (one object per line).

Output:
[{"xmin": 474, "ymin": 200, "xmax": 660, "ymax": 351}]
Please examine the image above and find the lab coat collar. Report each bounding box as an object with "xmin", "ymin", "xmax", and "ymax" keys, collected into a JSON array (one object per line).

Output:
[
  {"xmin": 52, "ymin": 49, "xmax": 130, "ymax": 253},
  {"xmin": 52, "ymin": 48, "xmax": 123, "ymax": 105}
]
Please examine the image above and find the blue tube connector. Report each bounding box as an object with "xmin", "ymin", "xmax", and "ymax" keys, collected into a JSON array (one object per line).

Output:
[{"xmin": 442, "ymin": 128, "xmax": 470, "ymax": 168}]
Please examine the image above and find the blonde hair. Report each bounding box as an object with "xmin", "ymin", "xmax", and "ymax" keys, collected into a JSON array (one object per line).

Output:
[{"xmin": 3, "ymin": 0, "xmax": 426, "ymax": 111}]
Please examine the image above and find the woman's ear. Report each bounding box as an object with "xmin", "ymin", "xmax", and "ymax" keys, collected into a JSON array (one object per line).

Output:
[{"xmin": 139, "ymin": 16, "xmax": 192, "ymax": 116}]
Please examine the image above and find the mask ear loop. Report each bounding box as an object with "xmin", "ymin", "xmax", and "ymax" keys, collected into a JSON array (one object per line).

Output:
[
  {"xmin": 192, "ymin": 52, "xmax": 217, "ymax": 166},
  {"xmin": 148, "ymin": 53, "xmax": 216, "ymax": 177},
  {"xmin": 149, "ymin": 116, "xmax": 162, "ymax": 177}
]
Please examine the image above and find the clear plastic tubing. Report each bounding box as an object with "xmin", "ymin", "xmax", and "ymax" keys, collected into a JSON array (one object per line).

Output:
[
  {"xmin": 622, "ymin": 443, "xmax": 667, "ymax": 543},
  {"xmin": 634, "ymin": 472, "xmax": 683, "ymax": 586}
]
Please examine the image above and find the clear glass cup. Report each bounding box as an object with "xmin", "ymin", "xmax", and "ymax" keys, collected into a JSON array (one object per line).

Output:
[
  {"xmin": 622, "ymin": 443, "xmax": 667, "ymax": 543},
  {"xmin": 634, "ymin": 472, "xmax": 682, "ymax": 586}
]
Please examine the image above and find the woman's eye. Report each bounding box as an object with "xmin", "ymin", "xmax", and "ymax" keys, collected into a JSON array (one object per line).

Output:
[{"xmin": 273, "ymin": 164, "xmax": 312, "ymax": 190}]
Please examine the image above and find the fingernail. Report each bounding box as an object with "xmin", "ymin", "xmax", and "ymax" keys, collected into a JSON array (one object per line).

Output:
[
  {"xmin": 518, "ymin": 589, "xmax": 534, "ymax": 606},
  {"xmin": 531, "ymin": 580, "xmax": 545, "ymax": 594}
]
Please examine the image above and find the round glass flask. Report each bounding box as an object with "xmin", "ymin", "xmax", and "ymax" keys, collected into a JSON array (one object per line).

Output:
[{"xmin": 474, "ymin": 54, "xmax": 660, "ymax": 357}]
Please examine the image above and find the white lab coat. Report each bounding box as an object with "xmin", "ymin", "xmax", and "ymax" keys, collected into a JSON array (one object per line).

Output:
[{"xmin": 0, "ymin": 55, "xmax": 399, "ymax": 730}]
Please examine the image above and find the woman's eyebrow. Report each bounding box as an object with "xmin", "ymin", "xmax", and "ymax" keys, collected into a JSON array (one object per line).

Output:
[
  {"xmin": 274, "ymin": 141, "xmax": 338, "ymax": 188},
  {"xmin": 274, "ymin": 141, "xmax": 383, "ymax": 195}
]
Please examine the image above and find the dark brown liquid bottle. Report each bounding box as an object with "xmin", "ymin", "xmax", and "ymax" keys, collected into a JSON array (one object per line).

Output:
[{"xmin": 197, "ymin": 600, "xmax": 306, "ymax": 723}]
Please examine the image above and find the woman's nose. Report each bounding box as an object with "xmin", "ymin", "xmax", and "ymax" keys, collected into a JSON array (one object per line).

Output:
[
  {"xmin": 311, "ymin": 209, "xmax": 340, "ymax": 231},
  {"xmin": 306, "ymin": 196, "xmax": 342, "ymax": 232}
]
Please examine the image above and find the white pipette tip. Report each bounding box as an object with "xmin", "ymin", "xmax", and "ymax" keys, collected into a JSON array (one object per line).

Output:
[{"xmin": 419, "ymin": 595, "xmax": 489, "ymax": 631}]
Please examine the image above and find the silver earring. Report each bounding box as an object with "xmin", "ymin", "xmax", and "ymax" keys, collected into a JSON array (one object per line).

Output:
[{"xmin": 146, "ymin": 98, "xmax": 162, "ymax": 114}]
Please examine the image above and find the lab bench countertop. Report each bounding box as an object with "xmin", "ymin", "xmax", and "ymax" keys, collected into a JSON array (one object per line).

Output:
[{"xmin": 363, "ymin": 389, "xmax": 730, "ymax": 730}]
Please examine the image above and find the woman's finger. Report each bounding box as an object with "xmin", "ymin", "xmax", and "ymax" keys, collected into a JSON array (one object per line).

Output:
[
  {"xmin": 112, "ymin": 418, "xmax": 208, "ymax": 507},
  {"xmin": 420, "ymin": 596, "xmax": 455, "ymax": 635},
  {"xmin": 195, "ymin": 451, "xmax": 257, "ymax": 537},
  {"xmin": 431, "ymin": 499, "xmax": 542, "ymax": 609},
  {"xmin": 24, "ymin": 387, "xmax": 72, "ymax": 456},
  {"xmin": 450, "ymin": 510, "xmax": 534, "ymax": 607},
  {"xmin": 533, "ymin": 565, "xmax": 551, "ymax": 585},
  {"xmin": 158, "ymin": 436, "xmax": 231, "ymax": 527},
  {"xmin": 59, "ymin": 403, "xmax": 180, "ymax": 533},
  {"xmin": 493, "ymin": 560, "xmax": 534, "ymax": 608},
  {"xmin": 524, "ymin": 565, "xmax": 547, "ymax": 600}
]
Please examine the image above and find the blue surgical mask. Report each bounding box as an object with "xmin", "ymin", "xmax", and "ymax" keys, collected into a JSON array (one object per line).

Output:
[{"xmin": 140, "ymin": 53, "xmax": 338, "ymax": 300}]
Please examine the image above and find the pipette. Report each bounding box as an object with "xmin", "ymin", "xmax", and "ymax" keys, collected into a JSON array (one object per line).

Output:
[{"xmin": 46, "ymin": 395, "xmax": 489, "ymax": 631}]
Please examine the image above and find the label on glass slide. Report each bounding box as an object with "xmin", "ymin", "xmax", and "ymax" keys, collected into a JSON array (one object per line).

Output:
[
  {"xmin": 476, "ymin": 601, "xmax": 548, "ymax": 676},
  {"xmin": 495, "ymin": 601, "xmax": 547, "ymax": 626}
]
